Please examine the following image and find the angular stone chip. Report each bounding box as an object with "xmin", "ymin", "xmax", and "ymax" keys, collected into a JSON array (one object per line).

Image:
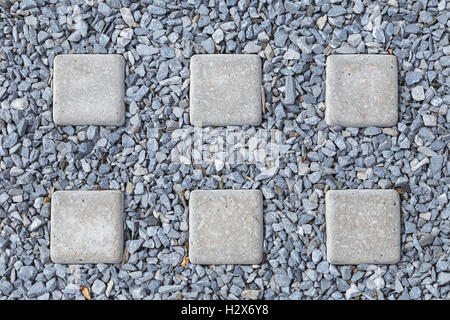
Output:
[
  {"xmin": 190, "ymin": 54, "xmax": 262, "ymax": 126},
  {"xmin": 50, "ymin": 190, "xmax": 124, "ymax": 264},
  {"xmin": 325, "ymin": 54, "xmax": 398, "ymax": 127},
  {"xmin": 53, "ymin": 54, "xmax": 125, "ymax": 126},
  {"xmin": 325, "ymin": 189, "xmax": 401, "ymax": 265},
  {"xmin": 189, "ymin": 189, "xmax": 263, "ymax": 265}
]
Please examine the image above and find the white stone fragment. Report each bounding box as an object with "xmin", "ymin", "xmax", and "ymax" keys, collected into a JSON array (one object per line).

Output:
[
  {"xmin": 120, "ymin": 8, "xmax": 136, "ymax": 27},
  {"xmin": 422, "ymin": 114, "xmax": 437, "ymax": 126},
  {"xmin": 410, "ymin": 157, "xmax": 430, "ymax": 172},
  {"xmin": 10, "ymin": 97, "xmax": 29, "ymax": 110}
]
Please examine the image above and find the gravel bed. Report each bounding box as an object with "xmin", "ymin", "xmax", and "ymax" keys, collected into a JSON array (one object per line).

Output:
[{"xmin": 0, "ymin": 0, "xmax": 449, "ymax": 300}]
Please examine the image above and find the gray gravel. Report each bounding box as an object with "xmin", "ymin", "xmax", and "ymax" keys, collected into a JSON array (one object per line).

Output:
[{"xmin": 0, "ymin": 0, "xmax": 449, "ymax": 300}]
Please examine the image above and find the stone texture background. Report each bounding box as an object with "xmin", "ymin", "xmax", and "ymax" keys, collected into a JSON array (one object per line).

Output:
[{"xmin": 0, "ymin": 0, "xmax": 448, "ymax": 300}]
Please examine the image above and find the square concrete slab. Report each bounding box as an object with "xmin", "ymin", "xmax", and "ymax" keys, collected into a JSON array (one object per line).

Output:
[
  {"xmin": 50, "ymin": 190, "xmax": 123, "ymax": 264},
  {"xmin": 189, "ymin": 54, "xmax": 262, "ymax": 126},
  {"xmin": 325, "ymin": 54, "xmax": 398, "ymax": 127},
  {"xmin": 189, "ymin": 189, "xmax": 263, "ymax": 265},
  {"xmin": 53, "ymin": 54, "xmax": 125, "ymax": 126},
  {"xmin": 325, "ymin": 189, "xmax": 400, "ymax": 265}
]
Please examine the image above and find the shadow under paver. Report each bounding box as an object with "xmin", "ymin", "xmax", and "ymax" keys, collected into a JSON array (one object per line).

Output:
[
  {"xmin": 325, "ymin": 54, "xmax": 398, "ymax": 127},
  {"xmin": 53, "ymin": 54, "xmax": 125, "ymax": 126},
  {"xmin": 189, "ymin": 189, "xmax": 263, "ymax": 265},
  {"xmin": 325, "ymin": 189, "xmax": 401, "ymax": 265},
  {"xmin": 50, "ymin": 190, "xmax": 123, "ymax": 264},
  {"xmin": 189, "ymin": 54, "xmax": 262, "ymax": 126}
]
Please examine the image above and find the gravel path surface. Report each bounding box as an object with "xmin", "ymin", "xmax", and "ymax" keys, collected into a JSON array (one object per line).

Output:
[{"xmin": 0, "ymin": 0, "xmax": 449, "ymax": 300}]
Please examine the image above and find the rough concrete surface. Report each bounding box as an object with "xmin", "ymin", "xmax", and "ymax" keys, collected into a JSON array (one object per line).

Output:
[
  {"xmin": 190, "ymin": 54, "xmax": 262, "ymax": 126},
  {"xmin": 325, "ymin": 189, "xmax": 401, "ymax": 265},
  {"xmin": 325, "ymin": 54, "xmax": 398, "ymax": 127},
  {"xmin": 50, "ymin": 190, "xmax": 124, "ymax": 264},
  {"xmin": 189, "ymin": 189, "xmax": 263, "ymax": 265},
  {"xmin": 53, "ymin": 54, "xmax": 125, "ymax": 126}
]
